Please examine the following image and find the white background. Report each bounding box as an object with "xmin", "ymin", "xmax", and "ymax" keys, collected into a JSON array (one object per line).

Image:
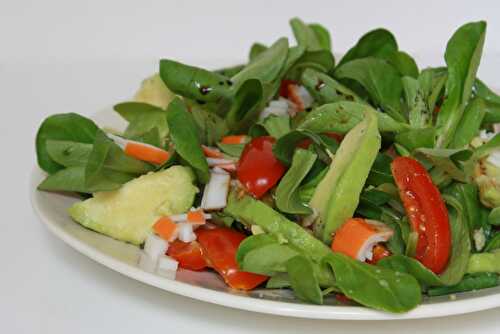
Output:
[{"xmin": 1, "ymin": 0, "xmax": 500, "ymax": 333}]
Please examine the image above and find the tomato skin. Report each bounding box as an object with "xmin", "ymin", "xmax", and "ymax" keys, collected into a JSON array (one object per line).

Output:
[
  {"xmin": 391, "ymin": 156, "xmax": 451, "ymax": 274},
  {"xmin": 279, "ymin": 79, "xmax": 298, "ymax": 98},
  {"xmin": 167, "ymin": 240, "xmax": 207, "ymax": 271},
  {"xmin": 196, "ymin": 227, "xmax": 268, "ymax": 290},
  {"xmin": 237, "ymin": 136, "xmax": 286, "ymax": 198}
]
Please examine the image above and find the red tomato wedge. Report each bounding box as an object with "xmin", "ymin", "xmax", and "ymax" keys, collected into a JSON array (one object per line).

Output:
[
  {"xmin": 279, "ymin": 79, "xmax": 298, "ymax": 98},
  {"xmin": 391, "ymin": 156, "xmax": 451, "ymax": 274},
  {"xmin": 196, "ymin": 227, "xmax": 268, "ymax": 290},
  {"xmin": 167, "ymin": 240, "xmax": 207, "ymax": 271},
  {"xmin": 237, "ymin": 136, "xmax": 286, "ymax": 198}
]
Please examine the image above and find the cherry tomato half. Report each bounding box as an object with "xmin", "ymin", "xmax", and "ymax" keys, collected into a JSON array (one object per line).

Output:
[
  {"xmin": 391, "ymin": 156, "xmax": 451, "ymax": 274},
  {"xmin": 237, "ymin": 136, "xmax": 286, "ymax": 198},
  {"xmin": 196, "ymin": 227, "xmax": 268, "ymax": 290},
  {"xmin": 167, "ymin": 240, "xmax": 207, "ymax": 271}
]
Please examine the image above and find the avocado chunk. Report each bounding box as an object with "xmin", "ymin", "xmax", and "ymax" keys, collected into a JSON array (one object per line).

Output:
[
  {"xmin": 69, "ymin": 166, "xmax": 198, "ymax": 245},
  {"xmin": 309, "ymin": 110, "xmax": 381, "ymax": 243},
  {"xmin": 134, "ymin": 74, "xmax": 176, "ymax": 109}
]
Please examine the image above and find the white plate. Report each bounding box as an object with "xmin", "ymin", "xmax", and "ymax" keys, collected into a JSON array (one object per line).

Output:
[{"xmin": 31, "ymin": 106, "xmax": 500, "ymax": 320}]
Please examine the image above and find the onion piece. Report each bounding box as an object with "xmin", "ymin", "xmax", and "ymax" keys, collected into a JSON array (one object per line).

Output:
[
  {"xmin": 156, "ymin": 256, "xmax": 179, "ymax": 279},
  {"xmin": 201, "ymin": 168, "xmax": 231, "ymax": 210},
  {"xmin": 144, "ymin": 234, "xmax": 169, "ymax": 258},
  {"xmin": 178, "ymin": 223, "xmax": 197, "ymax": 242}
]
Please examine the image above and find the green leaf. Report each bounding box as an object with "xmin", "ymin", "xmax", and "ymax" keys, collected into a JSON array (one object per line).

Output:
[
  {"xmin": 485, "ymin": 233, "xmax": 500, "ymax": 252},
  {"xmin": 419, "ymin": 67, "xmax": 447, "ymax": 114},
  {"xmin": 366, "ymin": 153, "xmax": 394, "ymax": 186},
  {"xmin": 225, "ymin": 191, "xmax": 336, "ymax": 287},
  {"xmin": 232, "ymin": 38, "xmax": 289, "ymax": 87},
  {"xmin": 323, "ymin": 253, "xmax": 421, "ymax": 313},
  {"xmin": 402, "ymin": 76, "xmax": 429, "ymax": 128},
  {"xmin": 249, "ymin": 115, "xmax": 291, "ymax": 139},
  {"xmin": 225, "ymin": 78, "xmax": 263, "ymax": 132},
  {"xmin": 167, "ymin": 98, "xmax": 210, "ymax": 183},
  {"xmin": 275, "ymin": 149, "xmax": 317, "ymax": 215},
  {"xmin": 286, "ymin": 255, "xmax": 323, "ymax": 304},
  {"xmin": 427, "ymin": 273, "xmax": 499, "ymax": 296},
  {"xmin": 249, "ymin": 43, "xmax": 268, "ymax": 62},
  {"xmin": 241, "ymin": 243, "xmax": 300, "ymax": 275},
  {"xmin": 236, "ymin": 233, "xmax": 278, "ymax": 265},
  {"xmin": 159, "ymin": 59, "xmax": 232, "ymax": 104},
  {"xmin": 436, "ymin": 21, "xmax": 487, "ymax": 148},
  {"xmin": 450, "ymin": 97, "xmax": 486, "ymax": 149},
  {"xmin": 287, "ymin": 50, "xmax": 335, "ymax": 79},
  {"xmin": 38, "ymin": 166, "xmax": 134, "ymax": 194},
  {"xmin": 266, "ymin": 273, "xmax": 291, "ymax": 288},
  {"xmin": 298, "ymin": 101, "xmax": 407, "ymax": 134},
  {"xmin": 215, "ymin": 64, "xmax": 244, "ymax": 77},
  {"xmin": 308, "ymin": 23, "xmax": 332, "ymax": 51},
  {"xmin": 334, "ymin": 58, "xmax": 405, "ymax": 122},
  {"xmin": 395, "ymin": 127, "xmax": 436, "ymax": 151},
  {"xmin": 301, "ymin": 68, "xmax": 363, "ymax": 104},
  {"xmin": 130, "ymin": 127, "xmax": 162, "ymax": 147},
  {"xmin": 488, "ymin": 207, "xmax": 500, "ymax": 226},
  {"xmin": 414, "ymin": 148, "xmax": 472, "ymax": 182},
  {"xmin": 385, "ymin": 51, "xmax": 419, "ymax": 78},
  {"xmin": 36, "ymin": 113, "xmax": 99, "ymax": 174},
  {"xmin": 290, "ymin": 18, "xmax": 323, "ymax": 51},
  {"xmin": 273, "ymin": 130, "xmax": 337, "ymax": 166},
  {"xmin": 113, "ymin": 102, "xmax": 169, "ymax": 141},
  {"xmin": 216, "ymin": 143, "xmax": 245, "ymax": 158},
  {"xmin": 46, "ymin": 140, "xmax": 93, "ymax": 168},
  {"xmin": 474, "ymin": 79, "xmax": 500, "ymax": 104},
  {"xmin": 440, "ymin": 194, "xmax": 472, "ymax": 285},
  {"xmin": 481, "ymin": 100, "xmax": 500, "ymax": 125},
  {"xmin": 337, "ymin": 28, "xmax": 398, "ymax": 67},
  {"xmin": 191, "ymin": 107, "xmax": 229, "ymax": 146},
  {"xmin": 84, "ymin": 131, "xmax": 153, "ymax": 191},
  {"xmin": 378, "ymin": 255, "xmax": 444, "ymax": 287}
]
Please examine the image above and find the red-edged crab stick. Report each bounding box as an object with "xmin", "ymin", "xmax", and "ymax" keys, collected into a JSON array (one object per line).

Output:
[{"xmin": 331, "ymin": 218, "xmax": 393, "ymax": 262}]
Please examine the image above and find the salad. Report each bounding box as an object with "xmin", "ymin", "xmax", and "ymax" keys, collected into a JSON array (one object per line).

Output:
[{"xmin": 35, "ymin": 18, "xmax": 500, "ymax": 313}]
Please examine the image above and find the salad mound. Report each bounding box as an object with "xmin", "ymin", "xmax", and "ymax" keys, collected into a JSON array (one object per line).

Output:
[{"xmin": 35, "ymin": 18, "xmax": 500, "ymax": 313}]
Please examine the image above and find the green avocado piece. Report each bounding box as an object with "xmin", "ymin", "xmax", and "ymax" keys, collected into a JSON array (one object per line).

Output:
[
  {"xmin": 309, "ymin": 111, "xmax": 381, "ymax": 243},
  {"xmin": 69, "ymin": 166, "xmax": 198, "ymax": 245}
]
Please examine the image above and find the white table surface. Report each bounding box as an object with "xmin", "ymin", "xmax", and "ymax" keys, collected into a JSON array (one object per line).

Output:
[{"xmin": 2, "ymin": 0, "xmax": 500, "ymax": 332}]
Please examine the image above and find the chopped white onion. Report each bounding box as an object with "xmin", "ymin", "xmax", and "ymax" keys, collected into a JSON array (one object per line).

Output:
[
  {"xmin": 169, "ymin": 212, "xmax": 212, "ymax": 223},
  {"xmin": 355, "ymin": 220, "xmax": 394, "ymax": 262},
  {"xmin": 156, "ymin": 256, "xmax": 179, "ymax": 280},
  {"xmin": 178, "ymin": 223, "xmax": 197, "ymax": 242},
  {"xmin": 487, "ymin": 150, "xmax": 500, "ymax": 168},
  {"xmin": 297, "ymin": 86, "xmax": 314, "ymax": 109},
  {"xmin": 144, "ymin": 234, "xmax": 169, "ymax": 258},
  {"xmin": 493, "ymin": 123, "xmax": 500, "ymax": 134},
  {"xmin": 201, "ymin": 169, "xmax": 231, "ymax": 210},
  {"xmin": 138, "ymin": 251, "xmax": 157, "ymax": 273},
  {"xmin": 479, "ymin": 130, "xmax": 495, "ymax": 142},
  {"xmin": 259, "ymin": 98, "xmax": 290, "ymax": 120}
]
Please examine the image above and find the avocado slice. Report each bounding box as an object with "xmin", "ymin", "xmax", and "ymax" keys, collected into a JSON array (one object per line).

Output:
[
  {"xmin": 309, "ymin": 110, "xmax": 381, "ymax": 243},
  {"xmin": 69, "ymin": 166, "xmax": 198, "ymax": 245}
]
